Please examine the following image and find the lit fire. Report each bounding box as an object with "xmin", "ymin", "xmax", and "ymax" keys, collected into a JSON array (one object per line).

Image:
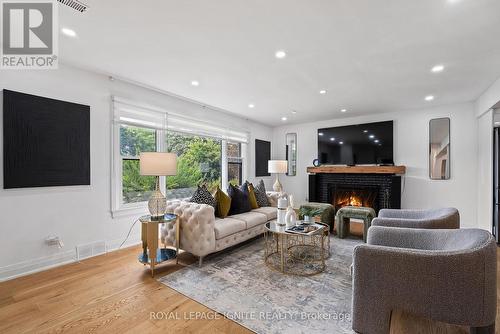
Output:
[
  {"xmin": 348, "ymin": 196, "xmax": 362, "ymax": 207},
  {"xmin": 336, "ymin": 195, "xmax": 363, "ymax": 208}
]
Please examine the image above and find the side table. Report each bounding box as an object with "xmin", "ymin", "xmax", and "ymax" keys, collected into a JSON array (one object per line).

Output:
[{"xmin": 138, "ymin": 214, "xmax": 179, "ymax": 277}]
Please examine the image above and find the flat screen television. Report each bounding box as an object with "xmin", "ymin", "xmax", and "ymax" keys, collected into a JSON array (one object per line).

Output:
[
  {"xmin": 3, "ymin": 90, "xmax": 90, "ymax": 188},
  {"xmin": 318, "ymin": 120, "xmax": 393, "ymax": 165}
]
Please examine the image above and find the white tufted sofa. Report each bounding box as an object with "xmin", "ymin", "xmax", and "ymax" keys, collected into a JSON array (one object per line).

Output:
[{"xmin": 161, "ymin": 192, "xmax": 279, "ymax": 265}]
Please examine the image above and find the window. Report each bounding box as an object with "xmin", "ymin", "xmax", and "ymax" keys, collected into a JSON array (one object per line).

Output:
[
  {"xmin": 111, "ymin": 97, "xmax": 249, "ymax": 217},
  {"xmin": 227, "ymin": 142, "xmax": 243, "ymax": 186},
  {"xmin": 120, "ymin": 125, "xmax": 157, "ymax": 204},
  {"xmin": 166, "ymin": 132, "xmax": 222, "ymax": 198}
]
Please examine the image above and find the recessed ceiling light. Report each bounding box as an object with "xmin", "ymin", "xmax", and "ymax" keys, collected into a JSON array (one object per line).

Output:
[
  {"xmin": 374, "ymin": 139, "xmax": 380, "ymax": 143},
  {"xmin": 339, "ymin": 141, "xmax": 344, "ymax": 145},
  {"xmin": 291, "ymin": 110, "xmax": 297, "ymax": 114},
  {"xmin": 431, "ymin": 64, "xmax": 445, "ymax": 73},
  {"xmin": 369, "ymin": 135, "xmax": 375, "ymax": 139},
  {"xmin": 191, "ymin": 80, "xmax": 200, "ymax": 86},
  {"xmin": 275, "ymin": 50, "xmax": 286, "ymax": 59},
  {"xmin": 330, "ymin": 137, "xmax": 335, "ymax": 141},
  {"xmin": 363, "ymin": 130, "xmax": 368, "ymax": 133},
  {"xmin": 318, "ymin": 132, "xmax": 324, "ymax": 136},
  {"xmin": 319, "ymin": 90, "xmax": 327, "ymax": 95},
  {"xmin": 248, "ymin": 103, "xmax": 255, "ymax": 108},
  {"xmin": 425, "ymin": 95, "xmax": 435, "ymax": 101},
  {"xmin": 341, "ymin": 109, "xmax": 347, "ymax": 113},
  {"xmin": 281, "ymin": 116, "xmax": 287, "ymax": 121},
  {"xmin": 61, "ymin": 27, "xmax": 77, "ymax": 37}
]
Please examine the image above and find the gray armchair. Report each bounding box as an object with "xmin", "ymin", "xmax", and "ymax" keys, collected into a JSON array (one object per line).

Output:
[
  {"xmin": 371, "ymin": 207, "xmax": 459, "ymax": 229},
  {"xmin": 352, "ymin": 226, "xmax": 496, "ymax": 334}
]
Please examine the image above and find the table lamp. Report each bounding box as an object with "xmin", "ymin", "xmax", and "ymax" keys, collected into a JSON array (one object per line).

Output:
[
  {"xmin": 140, "ymin": 152, "xmax": 177, "ymax": 219},
  {"xmin": 268, "ymin": 160, "xmax": 288, "ymax": 193}
]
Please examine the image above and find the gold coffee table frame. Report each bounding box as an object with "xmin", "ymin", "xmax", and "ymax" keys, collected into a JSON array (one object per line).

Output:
[{"xmin": 264, "ymin": 221, "xmax": 330, "ymax": 276}]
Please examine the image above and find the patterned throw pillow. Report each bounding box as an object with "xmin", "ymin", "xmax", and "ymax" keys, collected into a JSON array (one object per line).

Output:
[
  {"xmin": 246, "ymin": 182, "xmax": 259, "ymax": 209},
  {"xmin": 254, "ymin": 179, "xmax": 269, "ymax": 207},
  {"xmin": 214, "ymin": 186, "xmax": 231, "ymax": 218},
  {"xmin": 190, "ymin": 185, "xmax": 216, "ymax": 209},
  {"xmin": 228, "ymin": 184, "xmax": 251, "ymax": 215}
]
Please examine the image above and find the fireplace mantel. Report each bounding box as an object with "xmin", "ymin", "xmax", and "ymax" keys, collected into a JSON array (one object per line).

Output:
[{"xmin": 307, "ymin": 165, "xmax": 406, "ymax": 175}]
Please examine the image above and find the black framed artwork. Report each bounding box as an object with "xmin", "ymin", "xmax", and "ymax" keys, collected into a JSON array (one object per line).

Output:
[
  {"xmin": 255, "ymin": 139, "xmax": 271, "ymax": 177},
  {"xmin": 3, "ymin": 90, "xmax": 90, "ymax": 189}
]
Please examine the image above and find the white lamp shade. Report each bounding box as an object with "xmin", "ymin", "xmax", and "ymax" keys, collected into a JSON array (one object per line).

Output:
[
  {"xmin": 140, "ymin": 152, "xmax": 177, "ymax": 176},
  {"xmin": 268, "ymin": 160, "xmax": 288, "ymax": 174}
]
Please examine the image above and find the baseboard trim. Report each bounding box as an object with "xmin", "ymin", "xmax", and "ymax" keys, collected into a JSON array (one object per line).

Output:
[
  {"xmin": 0, "ymin": 250, "xmax": 76, "ymax": 282},
  {"xmin": 0, "ymin": 234, "xmax": 142, "ymax": 282}
]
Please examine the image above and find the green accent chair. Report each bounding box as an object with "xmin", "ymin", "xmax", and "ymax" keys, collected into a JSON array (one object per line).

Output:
[
  {"xmin": 298, "ymin": 202, "xmax": 335, "ymax": 231},
  {"xmin": 336, "ymin": 206, "xmax": 376, "ymax": 242}
]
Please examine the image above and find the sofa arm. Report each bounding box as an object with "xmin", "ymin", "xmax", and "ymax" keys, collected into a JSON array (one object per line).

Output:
[
  {"xmin": 371, "ymin": 217, "xmax": 433, "ymax": 229},
  {"xmin": 371, "ymin": 216, "xmax": 459, "ymax": 229},
  {"xmin": 367, "ymin": 226, "xmax": 446, "ymax": 249},
  {"xmin": 161, "ymin": 202, "xmax": 216, "ymax": 257},
  {"xmin": 378, "ymin": 208, "xmax": 429, "ymax": 219}
]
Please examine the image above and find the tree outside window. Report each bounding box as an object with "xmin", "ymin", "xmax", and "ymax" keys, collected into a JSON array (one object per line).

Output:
[
  {"xmin": 120, "ymin": 126, "xmax": 233, "ymax": 205},
  {"xmin": 166, "ymin": 132, "xmax": 222, "ymax": 197},
  {"xmin": 120, "ymin": 125, "xmax": 156, "ymax": 204}
]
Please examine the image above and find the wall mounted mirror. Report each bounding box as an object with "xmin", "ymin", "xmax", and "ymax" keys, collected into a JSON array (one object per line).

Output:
[
  {"xmin": 429, "ymin": 118, "xmax": 450, "ymax": 180},
  {"xmin": 285, "ymin": 133, "xmax": 297, "ymax": 176}
]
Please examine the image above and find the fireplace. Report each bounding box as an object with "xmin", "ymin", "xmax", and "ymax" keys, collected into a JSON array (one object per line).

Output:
[
  {"xmin": 309, "ymin": 173, "xmax": 401, "ymax": 214},
  {"xmin": 331, "ymin": 185, "xmax": 379, "ymax": 212}
]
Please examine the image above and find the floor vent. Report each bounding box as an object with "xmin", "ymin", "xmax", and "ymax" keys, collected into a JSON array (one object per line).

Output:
[
  {"xmin": 76, "ymin": 241, "xmax": 106, "ymax": 261},
  {"xmin": 57, "ymin": 0, "xmax": 89, "ymax": 13}
]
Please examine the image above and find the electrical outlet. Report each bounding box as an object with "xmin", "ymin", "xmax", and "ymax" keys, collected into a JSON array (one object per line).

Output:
[{"xmin": 46, "ymin": 236, "xmax": 64, "ymax": 248}]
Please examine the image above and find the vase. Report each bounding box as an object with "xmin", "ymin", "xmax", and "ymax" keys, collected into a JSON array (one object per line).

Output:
[
  {"xmin": 285, "ymin": 195, "xmax": 297, "ymax": 228},
  {"xmin": 277, "ymin": 197, "xmax": 288, "ymax": 226},
  {"xmin": 285, "ymin": 206, "xmax": 297, "ymax": 228}
]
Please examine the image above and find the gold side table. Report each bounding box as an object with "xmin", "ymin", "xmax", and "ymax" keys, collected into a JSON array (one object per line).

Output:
[{"xmin": 138, "ymin": 214, "xmax": 179, "ymax": 277}]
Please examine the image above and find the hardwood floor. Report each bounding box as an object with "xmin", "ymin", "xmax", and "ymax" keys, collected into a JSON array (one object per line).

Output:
[{"xmin": 0, "ymin": 225, "xmax": 497, "ymax": 334}]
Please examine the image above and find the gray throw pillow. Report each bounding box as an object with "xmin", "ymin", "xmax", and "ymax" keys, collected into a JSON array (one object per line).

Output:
[{"xmin": 254, "ymin": 180, "xmax": 269, "ymax": 207}]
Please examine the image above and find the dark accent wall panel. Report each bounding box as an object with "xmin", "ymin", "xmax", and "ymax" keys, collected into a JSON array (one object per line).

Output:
[
  {"xmin": 255, "ymin": 139, "xmax": 271, "ymax": 177},
  {"xmin": 3, "ymin": 90, "xmax": 90, "ymax": 188}
]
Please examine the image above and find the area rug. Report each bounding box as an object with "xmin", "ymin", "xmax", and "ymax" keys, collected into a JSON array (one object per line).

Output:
[{"xmin": 159, "ymin": 236, "xmax": 360, "ymax": 334}]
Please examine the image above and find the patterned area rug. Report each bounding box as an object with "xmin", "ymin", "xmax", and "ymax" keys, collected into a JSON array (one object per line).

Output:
[{"xmin": 159, "ymin": 236, "xmax": 361, "ymax": 334}]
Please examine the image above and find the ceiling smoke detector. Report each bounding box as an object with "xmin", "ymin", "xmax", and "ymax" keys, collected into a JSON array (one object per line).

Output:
[{"xmin": 57, "ymin": 0, "xmax": 89, "ymax": 13}]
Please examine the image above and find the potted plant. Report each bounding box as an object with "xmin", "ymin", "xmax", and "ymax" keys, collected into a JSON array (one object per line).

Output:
[{"xmin": 298, "ymin": 207, "xmax": 324, "ymax": 223}]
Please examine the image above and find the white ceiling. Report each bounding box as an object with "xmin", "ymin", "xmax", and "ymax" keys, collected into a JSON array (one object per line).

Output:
[{"xmin": 59, "ymin": 0, "xmax": 500, "ymax": 126}]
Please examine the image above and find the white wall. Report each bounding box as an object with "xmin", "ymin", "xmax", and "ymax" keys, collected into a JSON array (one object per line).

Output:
[
  {"xmin": 473, "ymin": 75, "xmax": 500, "ymax": 234},
  {"xmin": 0, "ymin": 65, "xmax": 273, "ymax": 281},
  {"xmin": 476, "ymin": 76, "xmax": 500, "ymax": 117},
  {"xmin": 476, "ymin": 110, "xmax": 494, "ymax": 231},
  {"xmin": 272, "ymin": 103, "xmax": 478, "ymax": 228}
]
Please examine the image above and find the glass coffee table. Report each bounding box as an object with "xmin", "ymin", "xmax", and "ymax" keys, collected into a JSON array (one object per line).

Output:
[{"xmin": 264, "ymin": 220, "xmax": 330, "ymax": 276}]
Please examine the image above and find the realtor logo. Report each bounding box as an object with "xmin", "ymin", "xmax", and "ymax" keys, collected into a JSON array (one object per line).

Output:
[{"xmin": 1, "ymin": 0, "xmax": 58, "ymax": 69}]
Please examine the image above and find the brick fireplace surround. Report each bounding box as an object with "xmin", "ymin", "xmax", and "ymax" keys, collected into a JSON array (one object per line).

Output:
[{"xmin": 307, "ymin": 166, "xmax": 406, "ymax": 214}]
